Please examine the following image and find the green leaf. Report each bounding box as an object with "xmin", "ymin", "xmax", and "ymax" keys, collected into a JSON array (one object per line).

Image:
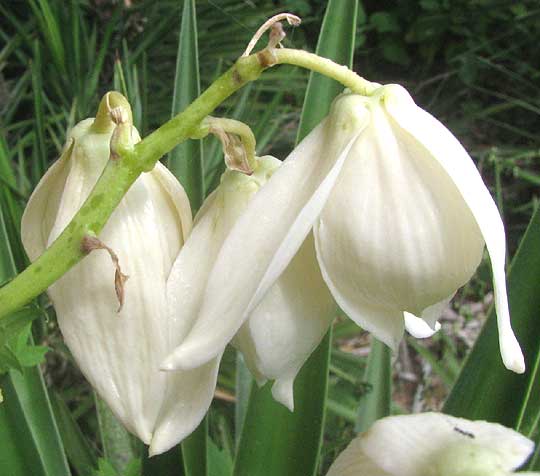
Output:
[
  {"xmin": 234, "ymin": 354, "xmax": 252, "ymax": 446},
  {"xmin": 0, "ymin": 345, "xmax": 23, "ymax": 373},
  {"xmin": 142, "ymin": 446, "xmax": 183, "ymax": 476},
  {"xmin": 182, "ymin": 420, "xmax": 208, "ymax": 476},
  {"xmin": 93, "ymin": 459, "xmax": 119, "ymax": 476},
  {"xmin": 0, "ymin": 196, "xmax": 69, "ymax": 476},
  {"xmin": 444, "ymin": 206, "xmax": 540, "ymax": 429},
  {"xmin": 167, "ymin": 0, "xmax": 204, "ymax": 213},
  {"xmin": 31, "ymin": 39, "xmax": 48, "ymax": 184},
  {"xmin": 233, "ymin": 333, "xmax": 332, "ymax": 476},
  {"xmin": 51, "ymin": 392, "xmax": 97, "ymax": 476},
  {"xmin": 0, "ymin": 368, "xmax": 71, "ymax": 476},
  {"xmin": 96, "ymin": 395, "xmax": 139, "ymax": 474},
  {"xmin": 208, "ymin": 437, "xmax": 233, "ymax": 476},
  {"xmin": 355, "ymin": 338, "xmax": 392, "ymax": 432},
  {"xmin": 233, "ymin": 2, "xmax": 358, "ymax": 475}
]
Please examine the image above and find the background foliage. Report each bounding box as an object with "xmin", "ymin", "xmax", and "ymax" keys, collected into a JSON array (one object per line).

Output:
[{"xmin": 0, "ymin": 1, "xmax": 539, "ymax": 475}]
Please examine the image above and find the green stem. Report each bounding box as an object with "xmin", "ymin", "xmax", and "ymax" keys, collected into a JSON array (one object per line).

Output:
[
  {"xmin": 0, "ymin": 48, "xmax": 377, "ymax": 319},
  {"xmin": 273, "ymin": 48, "xmax": 379, "ymax": 96},
  {"xmin": 135, "ymin": 55, "xmax": 263, "ymax": 171}
]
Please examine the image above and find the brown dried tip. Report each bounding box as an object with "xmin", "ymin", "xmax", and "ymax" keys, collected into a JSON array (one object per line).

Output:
[
  {"xmin": 242, "ymin": 12, "xmax": 301, "ymax": 57},
  {"xmin": 110, "ymin": 106, "xmax": 128, "ymax": 125},
  {"xmin": 81, "ymin": 236, "xmax": 129, "ymax": 312},
  {"xmin": 268, "ymin": 22, "xmax": 286, "ymax": 50},
  {"xmin": 211, "ymin": 127, "xmax": 253, "ymax": 175}
]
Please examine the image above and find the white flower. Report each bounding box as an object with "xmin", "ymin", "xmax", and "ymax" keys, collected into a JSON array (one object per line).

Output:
[
  {"xmin": 326, "ymin": 412, "xmax": 539, "ymax": 476},
  {"xmin": 164, "ymin": 84, "xmax": 525, "ymax": 375},
  {"xmin": 21, "ymin": 92, "xmax": 219, "ymax": 456},
  {"xmin": 162, "ymin": 156, "xmax": 335, "ymax": 410}
]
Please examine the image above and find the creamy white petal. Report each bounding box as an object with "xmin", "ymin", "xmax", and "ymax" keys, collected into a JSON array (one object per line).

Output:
[
  {"xmin": 404, "ymin": 293, "xmax": 451, "ymax": 338},
  {"xmin": 232, "ymin": 326, "xmax": 268, "ymax": 386},
  {"xmin": 149, "ymin": 356, "xmax": 221, "ymax": 456},
  {"xmin": 234, "ymin": 234, "xmax": 336, "ymax": 410},
  {"xmin": 404, "ymin": 313, "xmax": 441, "ymax": 338},
  {"xmin": 23, "ymin": 121, "xmax": 190, "ymax": 444},
  {"xmin": 164, "ymin": 154, "xmax": 334, "ymax": 410},
  {"xmin": 384, "ymin": 84, "xmax": 525, "ymax": 373},
  {"xmin": 169, "ymin": 97, "xmax": 370, "ymax": 370},
  {"xmin": 315, "ymin": 100, "xmax": 483, "ymax": 349},
  {"xmin": 144, "ymin": 187, "xmax": 225, "ymax": 454},
  {"xmin": 163, "ymin": 189, "xmax": 226, "ymax": 356},
  {"xmin": 326, "ymin": 436, "xmax": 392, "ymax": 476},
  {"xmin": 162, "ymin": 157, "xmax": 279, "ymax": 371},
  {"xmin": 329, "ymin": 413, "xmax": 533, "ymax": 476},
  {"xmin": 20, "ymin": 138, "xmax": 76, "ymax": 261},
  {"xmin": 419, "ymin": 294, "xmax": 453, "ymax": 330},
  {"xmin": 151, "ymin": 161, "xmax": 193, "ymax": 243}
]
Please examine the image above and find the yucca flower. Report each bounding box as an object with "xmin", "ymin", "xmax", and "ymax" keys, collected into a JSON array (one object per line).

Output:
[
  {"xmin": 165, "ymin": 84, "xmax": 524, "ymax": 375},
  {"xmin": 163, "ymin": 155, "xmax": 335, "ymax": 410},
  {"xmin": 21, "ymin": 92, "xmax": 219, "ymax": 455},
  {"xmin": 326, "ymin": 413, "xmax": 539, "ymax": 476}
]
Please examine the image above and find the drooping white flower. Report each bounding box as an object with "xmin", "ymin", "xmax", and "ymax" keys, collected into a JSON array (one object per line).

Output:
[
  {"xmin": 21, "ymin": 92, "xmax": 220, "ymax": 455},
  {"xmin": 163, "ymin": 156, "xmax": 335, "ymax": 410},
  {"xmin": 165, "ymin": 84, "xmax": 524, "ymax": 375},
  {"xmin": 326, "ymin": 412, "xmax": 539, "ymax": 476}
]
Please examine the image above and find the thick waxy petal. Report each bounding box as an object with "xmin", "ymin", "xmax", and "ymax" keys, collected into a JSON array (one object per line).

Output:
[
  {"xmin": 404, "ymin": 313, "xmax": 441, "ymax": 339},
  {"xmin": 384, "ymin": 84, "xmax": 525, "ymax": 373},
  {"xmin": 168, "ymin": 96, "xmax": 371, "ymax": 370},
  {"xmin": 163, "ymin": 157, "xmax": 279, "ymax": 370},
  {"xmin": 164, "ymin": 156, "xmax": 335, "ymax": 409},
  {"xmin": 315, "ymin": 103, "xmax": 483, "ymax": 350},
  {"xmin": 22, "ymin": 120, "xmax": 193, "ymax": 445},
  {"xmin": 234, "ymin": 234, "xmax": 335, "ymax": 410},
  {"xmin": 21, "ymin": 118, "xmax": 102, "ymax": 260},
  {"xmin": 21, "ymin": 138, "xmax": 75, "ymax": 261},
  {"xmin": 327, "ymin": 413, "xmax": 534, "ymax": 476},
  {"xmin": 149, "ymin": 357, "xmax": 221, "ymax": 456},
  {"xmin": 47, "ymin": 170, "xmax": 185, "ymax": 440}
]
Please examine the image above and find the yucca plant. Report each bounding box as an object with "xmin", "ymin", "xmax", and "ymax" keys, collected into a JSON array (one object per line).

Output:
[{"xmin": 1, "ymin": 1, "xmax": 539, "ymax": 475}]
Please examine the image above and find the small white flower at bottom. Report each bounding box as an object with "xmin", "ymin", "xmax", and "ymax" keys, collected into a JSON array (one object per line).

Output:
[{"xmin": 326, "ymin": 413, "xmax": 539, "ymax": 476}]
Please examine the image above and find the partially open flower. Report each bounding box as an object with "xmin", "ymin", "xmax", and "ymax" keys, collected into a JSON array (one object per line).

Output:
[
  {"xmin": 166, "ymin": 84, "xmax": 524, "ymax": 375},
  {"xmin": 163, "ymin": 156, "xmax": 335, "ymax": 410},
  {"xmin": 21, "ymin": 92, "xmax": 219, "ymax": 455},
  {"xmin": 326, "ymin": 413, "xmax": 539, "ymax": 476}
]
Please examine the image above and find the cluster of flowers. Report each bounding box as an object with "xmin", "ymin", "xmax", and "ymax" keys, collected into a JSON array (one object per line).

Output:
[{"xmin": 22, "ymin": 85, "xmax": 525, "ymax": 456}]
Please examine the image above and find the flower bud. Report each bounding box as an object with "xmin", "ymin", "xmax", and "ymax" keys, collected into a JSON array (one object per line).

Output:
[
  {"xmin": 162, "ymin": 156, "xmax": 335, "ymax": 410},
  {"xmin": 21, "ymin": 92, "xmax": 219, "ymax": 455}
]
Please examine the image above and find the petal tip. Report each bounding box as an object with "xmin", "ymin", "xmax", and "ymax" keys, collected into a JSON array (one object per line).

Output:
[
  {"xmin": 500, "ymin": 333, "xmax": 526, "ymax": 374},
  {"xmin": 161, "ymin": 342, "xmax": 221, "ymax": 371},
  {"xmin": 271, "ymin": 378, "xmax": 295, "ymax": 412},
  {"xmin": 159, "ymin": 360, "xmax": 176, "ymax": 372},
  {"xmin": 404, "ymin": 312, "xmax": 441, "ymax": 339},
  {"xmin": 159, "ymin": 349, "xmax": 192, "ymax": 371},
  {"xmin": 504, "ymin": 352, "xmax": 526, "ymax": 374},
  {"xmin": 148, "ymin": 438, "xmax": 169, "ymax": 458}
]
